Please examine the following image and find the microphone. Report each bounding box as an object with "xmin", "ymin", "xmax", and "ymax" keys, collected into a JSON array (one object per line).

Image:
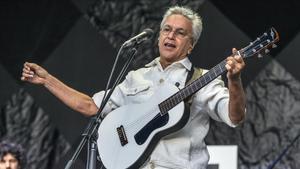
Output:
[{"xmin": 123, "ymin": 28, "xmax": 154, "ymax": 47}]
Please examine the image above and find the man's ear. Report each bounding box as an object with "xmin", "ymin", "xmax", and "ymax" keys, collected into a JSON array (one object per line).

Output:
[
  {"xmin": 188, "ymin": 44, "xmax": 194, "ymax": 54},
  {"xmin": 157, "ymin": 38, "xmax": 160, "ymax": 48}
]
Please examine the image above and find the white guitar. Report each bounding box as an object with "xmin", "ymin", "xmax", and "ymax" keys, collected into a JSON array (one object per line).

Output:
[{"xmin": 97, "ymin": 28, "xmax": 279, "ymax": 169}]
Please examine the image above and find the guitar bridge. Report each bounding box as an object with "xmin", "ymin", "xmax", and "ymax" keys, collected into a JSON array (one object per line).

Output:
[{"xmin": 117, "ymin": 125, "xmax": 128, "ymax": 146}]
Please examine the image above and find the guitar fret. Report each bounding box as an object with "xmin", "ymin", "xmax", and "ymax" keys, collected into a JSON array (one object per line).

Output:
[
  {"xmin": 166, "ymin": 99, "xmax": 172, "ymax": 110},
  {"xmin": 163, "ymin": 102, "xmax": 168, "ymax": 112},
  {"xmin": 213, "ymin": 67, "xmax": 217, "ymax": 76},
  {"xmin": 208, "ymin": 72, "xmax": 212, "ymax": 81},
  {"xmin": 178, "ymin": 92, "xmax": 183, "ymax": 101},
  {"xmin": 203, "ymin": 74, "xmax": 207, "ymax": 83},
  {"xmin": 217, "ymin": 64, "xmax": 223, "ymax": 74},
  {"xmin": 182, "ymin": 90, "xmax": 187, "ymax": 99},
  {"xmin": 188, "ymin": 85, "xmax": 193, "ymax": 95},
  {"xmin": 175, "ymin": 96, "xmax": 180, "ymax": 104},
  {"xmin": 208, "ymin": 73, "xmax": 214, "ymax": 82},
  {"xmin": 192, "ymin": 82, "xmax": 198, "ymax": 93},
  {"xmin": 205, "ymin": 74, "xmax": 211, "ymax": 82},
  {"xmin": 179, "ymin": 92, "xmax": 183, "ymax": 101},
  {"xmin": 200, "ymin": 77, "xmax": 205, "ymax": 87},
  {"xmin": 170, "ymin": 97, "xmax": 175, "ymax": 107},
  {"xmin": 170, "ymin": 96, "xmax": 178, "ymax": 107},
  {"xmin": 175, "ymin": 96, "xmax": 180, "ymax": 105},
  {"xmin": 164, "ymin": 101, "xmax": 169, "ymax": 111},
  {"xmin": 198, "ymin": 78, "xmax": 203, "ymax": 87}
]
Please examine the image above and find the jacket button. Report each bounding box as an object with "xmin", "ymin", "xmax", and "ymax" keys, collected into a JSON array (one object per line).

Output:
[{"xmin": 149, "ymin": 161, "xmax": 155, "ymax": 169}]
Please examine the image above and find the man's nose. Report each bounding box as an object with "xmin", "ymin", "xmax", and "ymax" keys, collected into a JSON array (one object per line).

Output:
[
  {"xmin": 5, "ymin": 162, "xmax": 11, "ymax": 169},
  {"xmin": 167, "ymin": 30, "xmax": 176, "ymax": 39},
  {"xmin": 5, "ymin": 162, "xmax": 11, "ymax": 168}
]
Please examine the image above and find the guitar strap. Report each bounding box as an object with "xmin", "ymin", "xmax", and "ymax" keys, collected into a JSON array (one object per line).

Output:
[{"xmin": 184, "ymin": 65, "xmax": 203, "ymax": 105}]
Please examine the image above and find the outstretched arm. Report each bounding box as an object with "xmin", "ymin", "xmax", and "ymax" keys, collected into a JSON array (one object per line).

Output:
[
  {"xmin": 225, "ymin": 48, "xmax": 246, "ymax": 124},
  {"xmin": 21, "ymin": 62, "xmax": 98, "ymax": 116}
]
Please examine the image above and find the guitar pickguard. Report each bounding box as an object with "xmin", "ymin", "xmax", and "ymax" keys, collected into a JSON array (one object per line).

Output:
[{"xmin": 134, "ymin": 113, "xmax": 169, "ymax": 145}]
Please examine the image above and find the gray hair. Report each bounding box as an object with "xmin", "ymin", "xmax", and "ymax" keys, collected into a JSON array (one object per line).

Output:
[{"xmin": 160, "ymin": 6, "xmax": 203, "ymax": 46}]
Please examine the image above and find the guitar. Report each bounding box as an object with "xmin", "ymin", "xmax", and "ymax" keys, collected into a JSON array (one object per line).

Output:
[{"xmin": 97, "ymin": 27, "xmax": 280, "ymax": 169}]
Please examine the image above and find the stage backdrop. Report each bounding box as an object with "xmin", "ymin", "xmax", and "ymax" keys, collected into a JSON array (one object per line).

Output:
[{"xmin": 1, "ymin": 0, "xmax": 300, "ymax": 168}]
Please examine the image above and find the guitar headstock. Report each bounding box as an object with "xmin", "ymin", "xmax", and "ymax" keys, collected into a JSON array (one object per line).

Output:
[{"xmin": 239, "ymin": 27, "xmax": 279, "ymax": 59}]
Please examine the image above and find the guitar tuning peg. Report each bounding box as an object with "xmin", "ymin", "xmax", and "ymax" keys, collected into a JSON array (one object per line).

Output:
[
  {"xmin": 272, "ymin": 44, "xmax": 277, "ymax": 48},
  {"xmin": 265, "ymin": 49, "xmax": 270, "ymax": 54},
  {"xmin": 258, "ymin": 54, "xmax": 263, "ymax": 58}
]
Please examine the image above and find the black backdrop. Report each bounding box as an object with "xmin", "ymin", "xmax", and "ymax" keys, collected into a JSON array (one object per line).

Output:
[{"xmin": 1, "ymin": 0, "xmax": 300, "ymax": 168}]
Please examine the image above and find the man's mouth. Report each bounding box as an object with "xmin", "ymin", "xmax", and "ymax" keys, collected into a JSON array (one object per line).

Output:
[{"xmin": 164, "ymin": 42, "xmax": 176, "ymax": 48}]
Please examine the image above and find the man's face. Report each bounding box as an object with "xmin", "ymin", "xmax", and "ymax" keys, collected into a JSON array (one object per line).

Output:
[
  {"xmin": 158, "ymin": 14, "xmax": 193, "ymax": 66},
  {"xmin": 0, "ymin": 153, "xmax": 19, "ymax": 169}
]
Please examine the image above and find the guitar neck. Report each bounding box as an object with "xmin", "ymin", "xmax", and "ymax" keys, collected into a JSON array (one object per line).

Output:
[{"xmin": 159, "ymin": 59, "xmax": 227, "ymax": 115}]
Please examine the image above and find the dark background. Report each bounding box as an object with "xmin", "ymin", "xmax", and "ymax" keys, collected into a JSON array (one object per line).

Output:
[{"xmin": 1, "ymin": 0, "xmax": 300, "ymax": 168}]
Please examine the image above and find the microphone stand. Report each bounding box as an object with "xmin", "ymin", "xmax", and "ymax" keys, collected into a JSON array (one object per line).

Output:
[
  {"xmin": 267, "ymin": 132, "xmax": 300, "ymax": 169},
  {"xmin": 64, "ymin": 44, "xmax": 138, "ymax": 169}
]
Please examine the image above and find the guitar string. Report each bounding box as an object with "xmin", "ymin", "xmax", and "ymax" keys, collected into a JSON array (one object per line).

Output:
[{"xmin": 123, "ymin": 107, "xmax": 160, "ymax": 135}]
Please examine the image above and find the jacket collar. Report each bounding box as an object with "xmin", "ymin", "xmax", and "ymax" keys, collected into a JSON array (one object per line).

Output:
[{"xmin": 145, "ymin": 56, "xmax": 192, "ymax": 71}]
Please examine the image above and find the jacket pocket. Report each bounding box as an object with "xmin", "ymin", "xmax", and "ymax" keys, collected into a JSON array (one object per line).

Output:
[
  {"xmin": 123, "ymin": 84, "xmax": 150, "ymax": 96},
  {"xmin": 121, "ymin": 84, "xmax": 151, "ymax": 104}
]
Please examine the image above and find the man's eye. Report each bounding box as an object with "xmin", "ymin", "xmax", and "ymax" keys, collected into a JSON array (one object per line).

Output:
[
  {"xmin": 163, "ymin": 28, "xmax": 170, "ymax": 32},
  {"xmin": 10, "ymin": 159, "xmax": 17, "ymax": 163},
  {"xmin": 178, "ymin": 31, "xmax": 185, "ymax": 35}
]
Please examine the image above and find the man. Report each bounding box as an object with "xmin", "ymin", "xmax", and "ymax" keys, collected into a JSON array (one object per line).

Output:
[
  {"xmin": 21, "ymin": 6, "xmax": 246, "ymax": 169},
  {"xmin": 0, "ymin": 141, "xmax": 26, "ymax": 169}
]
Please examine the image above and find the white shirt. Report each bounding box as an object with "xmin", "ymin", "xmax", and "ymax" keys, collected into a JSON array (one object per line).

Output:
[{"xmin": 93, "ymin": 57, "xmax": 237, "ymax": 169}]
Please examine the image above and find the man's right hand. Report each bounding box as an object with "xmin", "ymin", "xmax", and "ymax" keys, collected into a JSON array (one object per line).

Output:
[{"xmin": 21, "ymin": 62, "xmax": 49, "ymax": 85}]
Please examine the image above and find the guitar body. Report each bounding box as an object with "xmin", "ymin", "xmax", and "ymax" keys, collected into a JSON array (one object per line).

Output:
[{"xmin": 97, "ymin": 83, "xmax": 190, "ymax": 169}]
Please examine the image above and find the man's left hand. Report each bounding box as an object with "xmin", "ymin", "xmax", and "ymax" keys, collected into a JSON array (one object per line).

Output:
[{"xmin": 225, "ymin": 48, "xmax": 246, "ymax": 80}]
